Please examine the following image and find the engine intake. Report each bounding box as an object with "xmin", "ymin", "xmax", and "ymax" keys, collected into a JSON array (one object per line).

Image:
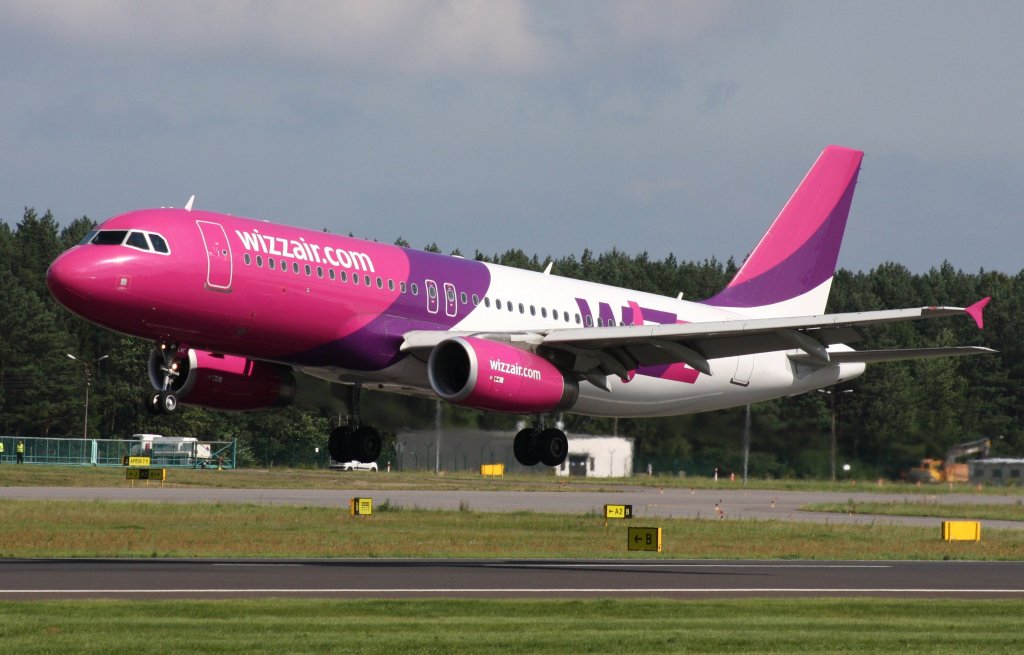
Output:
[
  {"xmin": 427, "ymin": 337, "xmax": 578, "ymax": 413},
  {"xmin": 148, "ymin": 348, "xmax": 296, "ymax": 411}
]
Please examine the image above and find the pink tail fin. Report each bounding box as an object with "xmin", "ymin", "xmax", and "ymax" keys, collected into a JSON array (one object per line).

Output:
[{"xmin": 705, "ymin": 146, "xmax": 864, "ymax": 314}]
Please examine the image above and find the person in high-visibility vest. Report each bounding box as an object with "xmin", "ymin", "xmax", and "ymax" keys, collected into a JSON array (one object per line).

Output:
[
  {"xmin": 16, "ymin": 440, "xmax": 25, "ymax": 464},
  {"xmin": 0, "ymin": 440, "xmax": 5, "ymax": 462}
]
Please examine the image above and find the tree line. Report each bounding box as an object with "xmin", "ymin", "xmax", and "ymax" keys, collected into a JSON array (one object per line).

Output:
[{"xmin": 1, "ymin": 208, "xmax": 1020, "ymax": 476}]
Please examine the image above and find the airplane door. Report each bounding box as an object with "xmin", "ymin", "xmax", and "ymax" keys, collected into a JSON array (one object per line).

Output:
[
  {"xmin": 425, "ymin": 279, "xmax": 439, "ymax": 314},
  {"xmin": 443, "ymin": 282, "xmax": 457, "ymax": 317},
  {"xmin": 196, "ymin": 221, "xmax": 233, "ymax": 291}
]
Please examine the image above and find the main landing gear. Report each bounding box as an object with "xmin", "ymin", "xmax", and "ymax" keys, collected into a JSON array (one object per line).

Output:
[
  {"xmin": 148, "ymin": 341, "xmax": 182, "ymax": 415},
  {"xmin": 327, "ymin": 383, "xmax": 382, "ymax": 464},
  {"xmin": 513, "ymin": 425, "xmax": 568, "ymax": 467}
]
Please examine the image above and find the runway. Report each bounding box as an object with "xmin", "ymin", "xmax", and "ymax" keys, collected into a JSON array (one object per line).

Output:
[{"xmin": 2, "ymin": 558, "xmax": 1023, "ymax": 600}]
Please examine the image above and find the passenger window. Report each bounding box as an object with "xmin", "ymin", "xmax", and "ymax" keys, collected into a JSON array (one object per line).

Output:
[
  {"xmin": 530, "ymin": 305, "xmax": 536, "ymax": 316},
  {"xmin": 256, "ymin": 256, "xmax": 263, "ymax": 267},
  {"xmin": 269, "ymin": 258, "xmax": 275, "ymax": 270},
  {"xmin": 316, "ymin": 266, "xmax": 324, "ymax": 278},
  {"xmin": 585, "ymin": 315, "xmax": 593, "ymax": 327},
  {"xmin": 376, "ymin": 277, "xmax": 383, "ymax": 289},
  {"xmin": 484, "ymin": 297, "xmax": 491, "ymax": 308},
  {"xmin": 472, "ymin": 294, "xmax": 479, "ymax": 305},
  {"xmin": 541, "ymin": 308, "xmax": 547, "ymax": 318},
  {"xmin": 564, "ymin": 311, "xmax": 570, "ymax": 322},
  {"xmin": 411, "ymin": 283, "xmax": 419, "ymax": 295},
  {"xmin": 353, "ymin": 274, "xmax": 360, "ymax": 286},
  {"xmin": 388, "ymin": 279, "xmax": 395, "ymax": 291},
  {"xmin": 125, "ymin": 232, "xmax": 150, "ymax": 250},
  {"xmin": 341, "ymin": 271, "xmax": 348, "ymax": 282},
  {"xmin": 518, "ymin": 303, "xmax": 524, "ymax": 314},
  {"xmin": 244, "ymin": 253, "xmax": 251, "ymax": 266},
  {"xmin": 304, "ymin": 264, "xmax": 312, "ymax": 276},
  {"xmin": 329, "ymin": 269, "xmax": 335, "ymax": 280},
  {"xmin": 400, "ymin": 281, "xmax": 407, "ymax": 293},
  {"xmin": 364, "ymin": 275, "xmax": 371, "ymax": 286},
  {"xmin": 460, "ymin": 291, "xmax": 468, "ymax": 304},
  {"xmin": 292, "ymin": 262, "xmax": 300, "ymax": 274},
  {"xmin": 149, "ymin": 234, "xmax": 169, "ymax": 253},
  {"xmin": 496, "ymin": 299, "xmax": 502, "ymax": 310}
]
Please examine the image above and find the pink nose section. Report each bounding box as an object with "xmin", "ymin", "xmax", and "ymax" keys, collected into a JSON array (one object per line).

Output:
[{"xmin": 46, "ymin": 250, "xmax": 93, "ymax": 309}]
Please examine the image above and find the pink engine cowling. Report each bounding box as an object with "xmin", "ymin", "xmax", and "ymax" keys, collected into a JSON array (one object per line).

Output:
[
  {"xmin": 148, "ymin": 348, "xmax": 296, "ymax": 411},
  {"xmin": 427, "ymin": 337, "xmax": 578, "ymax": 413}
]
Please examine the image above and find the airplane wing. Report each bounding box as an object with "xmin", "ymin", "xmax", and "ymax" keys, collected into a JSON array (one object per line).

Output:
[{"xmin": 400, "ymin": 298, "xmax": 993, "ymax": 385}]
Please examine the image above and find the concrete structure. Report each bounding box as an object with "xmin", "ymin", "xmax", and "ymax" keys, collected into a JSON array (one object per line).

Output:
[
  {"xmin": 969, "ymin": 458, "xmax": 1024, "ymax": 486},
  {"xmin": 555, "ymin": 435, "xmax": 635, "ymax": 478},
  {"xmin": 393, "ymin": 429, "xmax": 634, "ymax": 476}
]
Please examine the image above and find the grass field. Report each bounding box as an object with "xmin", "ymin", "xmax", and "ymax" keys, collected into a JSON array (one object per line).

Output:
[
  {"xmin": 2, "ymin": 499, "xmax": 1022, "ymax": 559},
  {"xmin": 2, "ymin": 464, "xmax": 1023, "ymax": 495},
  {"xmin": 1, "ymin": 598, "xmax": 1023, "ymax": 654}
]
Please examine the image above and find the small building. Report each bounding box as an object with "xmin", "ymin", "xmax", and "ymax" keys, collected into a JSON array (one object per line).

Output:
[
  {"xmin": 969, "ymin": 458, "xmax": 1024, "ymax": 486},
  {"xmin": 392, "ymin": 429, "xmax": 634, "ymax": 476},
  {"xmin": 555, "ymin": 435, "xmax": 635, "ymax": 478}
]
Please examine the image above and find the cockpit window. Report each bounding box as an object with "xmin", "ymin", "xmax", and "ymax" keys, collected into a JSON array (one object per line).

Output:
[
  {"xmin": 78, "ymin": 230, "xmax": 97, "ymax": 245},
  {"xmin": 149, "ymin": 233, "xmax": 169, "ymax": 253},
  {"xmin": 126, "ymin": 231, "xmax": 150, "ymax": 251},
  {"xmin": 90, "ymin": 230, "xmax": 129, "ymax": 245}
]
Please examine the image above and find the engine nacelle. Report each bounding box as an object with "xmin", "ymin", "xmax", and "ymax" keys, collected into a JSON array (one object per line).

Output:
[
  {"xmin": 148, "ymin": 348, "xmax": 296, "ymax": 411},
  {"xmin": 427, "ymin": 337, "xmax": 578, "ymax": 413}
]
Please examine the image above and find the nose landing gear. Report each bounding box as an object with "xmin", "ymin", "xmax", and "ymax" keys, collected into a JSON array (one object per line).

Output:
[{"xmin": 146, "ymin": 342, "xmax": 183, "ymax": 415}]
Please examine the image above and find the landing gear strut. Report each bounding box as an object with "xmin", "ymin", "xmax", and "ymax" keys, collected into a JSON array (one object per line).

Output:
[
  {"xmin": 147, "ymin": 342, "xmax": 182, "ymax": 415},
  {"xmin": 327, "ymin": 383, "xmax": 382, "ymax": 464},
  {"xmin": 514, "ymin": 425, "xmax": 568, "ymax": 467}
]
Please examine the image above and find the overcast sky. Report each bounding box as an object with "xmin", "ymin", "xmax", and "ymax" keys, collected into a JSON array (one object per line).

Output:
[{"xmin": 1, "ymin": 1, "xmax": 1021, "ymax": 274}]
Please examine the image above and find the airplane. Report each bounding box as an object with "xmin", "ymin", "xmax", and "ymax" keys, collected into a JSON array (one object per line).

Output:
[{"xmin": 46, "ymin": 146, "xmax": 993, "ymax": 468}]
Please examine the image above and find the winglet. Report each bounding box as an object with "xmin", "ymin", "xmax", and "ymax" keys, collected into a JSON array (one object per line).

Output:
[{"xmin": 966, "ymin": 297, "xmax": 990, "ymax": 329}]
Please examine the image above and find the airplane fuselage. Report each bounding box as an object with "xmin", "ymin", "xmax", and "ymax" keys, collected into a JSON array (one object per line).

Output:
[{"xmin": 47, "ymin": 208, "xmax": 863, "ymax": 418}]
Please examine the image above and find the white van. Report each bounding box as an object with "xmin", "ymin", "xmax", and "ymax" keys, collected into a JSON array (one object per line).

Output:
[{"xmin": 130, "ymin": 434, "xmax": 213, "ymax": 467}]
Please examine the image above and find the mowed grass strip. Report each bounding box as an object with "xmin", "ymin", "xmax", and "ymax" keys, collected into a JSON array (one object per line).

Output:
[
  {"xmin": 1, "ymin": 599, "xmax": 1023, "ymax": 655},
  {"xmin": 805, "ymin": 501, "xmax": 1024, "ymax": 522},
  {"xmin": 2, "ymin": 500, "xmax": 1023, "ymax": 559},
  {"xmin": 4, "ymin": 464, "xmax": 1024, "ymax": 495}
]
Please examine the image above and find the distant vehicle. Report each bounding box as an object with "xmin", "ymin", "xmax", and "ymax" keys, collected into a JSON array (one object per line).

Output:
[
  {"xmin": 339, "ymin": 460, "xmax": 378, "ymax": 472},
  {"xmin": 906, "ymin": 437, "xmax": 992, "ymax": 483},
  {"xmin": 129, "ymin": 433, "xmax": 213, "ymax": 467}
]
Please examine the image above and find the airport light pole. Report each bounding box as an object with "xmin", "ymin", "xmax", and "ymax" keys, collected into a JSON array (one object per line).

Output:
[
  {"xmin": 819, "ymin": 388, "xmax": 853, "ymax": 483},
  {"xmin": 67, "ymin": 353, "xmax": 109, "ymax": 439}
]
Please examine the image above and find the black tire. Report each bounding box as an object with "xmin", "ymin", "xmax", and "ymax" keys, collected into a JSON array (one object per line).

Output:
[
  {"xmin": 328, "ymin": 425, "xmax": 353, "ymax": 462},
  {"xmin": 513, "ymin": 427, "xmax": 541, "ymax": 466},
  {"xmin": 538, "ymin": 428, "xmax": 568, "ymax": 467},
  {"xmin": 146, "ymin": 393, "xmax": 162, "ymax": 415},
  {"xmin": 160, "ymin": 392, "xmax": 178, "ymax": 414},
  {"xmin": 351, "ymin": 425, "xmax": 382, "ymax": 463}
]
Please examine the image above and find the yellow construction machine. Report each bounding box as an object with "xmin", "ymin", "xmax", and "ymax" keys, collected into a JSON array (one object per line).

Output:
[{"xmin": 906, "ymin": 438, "xmax": 991, "ymax": 483}]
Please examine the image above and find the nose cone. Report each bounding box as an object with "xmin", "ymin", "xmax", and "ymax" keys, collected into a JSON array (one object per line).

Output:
[{"xmin": 47, "ymin": 248, "xmax": 97, "ymax": 314}]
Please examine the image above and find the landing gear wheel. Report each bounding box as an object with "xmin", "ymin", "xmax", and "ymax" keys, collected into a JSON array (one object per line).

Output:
[
  {"xmin": 147, "ymin": 393, "xmax": 162, "ymax": 415},
  {"xmin": 513, "ymin": 427, "xmax": 541, "ymax": 466},
  {"xmin": 328, "ymin": 425, "xmax": 353, "ymax": 462},
  {"xmin": 537, "ymin": 428, "xmax": 568, "ymax": 467},
  {"xmin": 351, "ymin": 425, "xmax": 382, "ymax": 463},
  {"xmin": 159, "ymin": 392, "xmax": 178, "ymax": 414}
]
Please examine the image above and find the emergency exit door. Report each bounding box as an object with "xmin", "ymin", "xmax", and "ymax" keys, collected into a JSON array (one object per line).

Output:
[{"xmin": 196, "ymin": 221, "xmax": 233, "ymax": 291}]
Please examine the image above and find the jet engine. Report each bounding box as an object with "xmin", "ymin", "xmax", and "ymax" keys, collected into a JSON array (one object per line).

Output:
[
  {"xmin": 148, "ymin": 348, "xmax": 296, "ymax": 411},
  {"xmin": 427, "ymin": 337, "xmax": 578, "ymax": 413}
]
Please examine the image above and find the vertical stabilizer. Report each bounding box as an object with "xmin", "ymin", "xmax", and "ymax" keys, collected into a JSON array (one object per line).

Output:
[{"xmin": 705, "ymin": 146, "xmax": 863, "ymax": 316}]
